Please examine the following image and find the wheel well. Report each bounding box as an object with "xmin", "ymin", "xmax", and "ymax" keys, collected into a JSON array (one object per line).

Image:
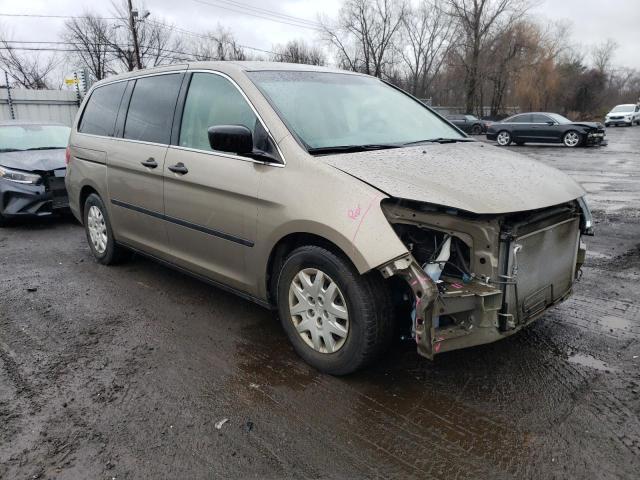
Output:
[
  {"xmin": 78, "ymin": 185, "xmax": 98, "ymax": 222},
  {"xmin": 265, "ymin": 233, "xmax": 357, "ymax": 307}
]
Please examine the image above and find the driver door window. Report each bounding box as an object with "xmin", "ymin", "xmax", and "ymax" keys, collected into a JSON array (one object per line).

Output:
[{"xmin": 179, "ymin": 73, "xmax": 258, "ymax": 152}]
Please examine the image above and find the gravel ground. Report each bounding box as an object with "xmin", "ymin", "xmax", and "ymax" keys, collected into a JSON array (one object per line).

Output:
[{"xmin": 1, "ymin": 127, "xmax": 639, "ymax": 479}]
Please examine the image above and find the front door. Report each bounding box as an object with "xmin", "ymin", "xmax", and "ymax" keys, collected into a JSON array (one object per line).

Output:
[
  {"xmin": 529, "ymin": 114, "xmax": 558, "ymax": 141},
  {"xmin": 107, "ymin": 73, "xmax": 184, "ymax": 257},
  {"xmin": 163, "ymin": 72, "xmax": 271, "ymax": 292}
]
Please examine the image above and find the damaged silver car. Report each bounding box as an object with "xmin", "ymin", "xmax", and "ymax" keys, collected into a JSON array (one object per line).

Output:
[
  {"xmin": 0, "ymin": 121, "xmax": 70, "ymax": 226},
  {"xmin": 65, "ymin": 62, "xmax": 592, "ymax": 374}
]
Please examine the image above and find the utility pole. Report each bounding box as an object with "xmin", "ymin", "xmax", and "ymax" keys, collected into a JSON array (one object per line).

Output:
[{"xmin": 127, "ymin": 0, "xmax": 142, "ymax": 69}]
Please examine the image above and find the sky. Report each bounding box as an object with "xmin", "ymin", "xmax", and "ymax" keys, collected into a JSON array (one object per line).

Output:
[{"xmin": 1, "ymin": 0, "xmax": 639, "ymax": 84}]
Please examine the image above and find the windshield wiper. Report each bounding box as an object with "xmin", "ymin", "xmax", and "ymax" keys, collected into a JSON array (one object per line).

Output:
[
  {"xmin": 403, "ymin": 138, "xmax": 473, "ymax": 146},
  {"xmin": 25, "ymin": 146, "xmax": 65, "ymax": 151},
  {"xmin": 308, "ymin": 144, "xmax": 402, "ymax": 155}
]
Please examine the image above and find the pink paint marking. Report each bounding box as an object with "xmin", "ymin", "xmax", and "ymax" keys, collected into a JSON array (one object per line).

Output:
[
  {"xmin": 348, "ymin": 205, "xmax": 362, "ymax": 220},
  {"xmin": 434, "ymin": 342, "xmax": 442, "ymax": 353},
  {"xmin": 351, "ymin": 194, "xmax": 384, "ymax": 243}
]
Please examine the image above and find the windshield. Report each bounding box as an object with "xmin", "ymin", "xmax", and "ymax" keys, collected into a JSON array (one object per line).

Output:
[
  {"xmin": 547, "ymin": 113, "xmax": 572, "ymax": 124},
  {"xmin": 465, "ymin": 115, "xmax": 478, "ymax": 121},
  {"xmin": 248, "ymin": 71, "xmax": 464, "ymax": 151},
  {"xmin": 611, "ymin": 105, "xmax": 634, "ymax": 113},
  {"xmin": 0, "ymin": 124, "xmax": 70, "ymax": 152}
]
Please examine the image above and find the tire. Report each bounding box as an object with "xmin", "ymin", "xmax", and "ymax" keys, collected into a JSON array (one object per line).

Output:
[
  {"xmin": 496, "ymin": 130, "xmax": 512, "ymax": 146},
  {"xmin": 471, "ymin": 124, "xmax": 482, "ymax": 135},
  {"xmin": 0, "ymin": 212, "xmax": 7, "ymax": 228},
  {"xmin": 83, "ymin": 193, "xmax": 129, "ymax": 265},
  {"xmin": 562, "ymin": 130, "xmax": 582, "ymax": 148},
  {"xmin": 604, "ymin": 123, "xmax": 610, "ymax": 128},
  {"xmin": 276, "ymin": 245, "xmax": 392, "ymax": 375}
]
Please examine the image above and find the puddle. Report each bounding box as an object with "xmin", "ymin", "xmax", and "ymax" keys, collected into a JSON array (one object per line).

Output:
[{"xmin": 567, "ymin": 353, "xmax": 616, "ymax": 372}]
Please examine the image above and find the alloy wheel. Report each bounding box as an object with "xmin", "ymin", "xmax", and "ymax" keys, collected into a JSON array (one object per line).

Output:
[
  {"xmin": 563, "ymin": 131, "xmax": 581, "ymax": 147},
  {"xmin": 497, "ymin": 131, "xmax": 511, "ymax": 146},
  {"xmin": 288, "ymin": 268, "xmax": 349, "ymax": 354},
  {"xmin": 87, "ymin": 205, "xmax": 108, "ymax": 255}
]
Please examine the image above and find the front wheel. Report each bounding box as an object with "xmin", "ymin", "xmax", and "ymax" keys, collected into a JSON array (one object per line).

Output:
[
  {"xmin": 83, "ymin": 193, "xmax": 129, "ymax": 265},
  {"xmin": 496, "ymin": 130, "xmax": 512, "ymax": 146},
  {"xmin": 471, "ymin": 124, "xmax": 482, "ymax": 135},
  {"xmin": 563, "ymin": 130, "xmax": 582, "ymax": 147},
  {"xmin": 276, "ymin": 245, "xmax": 392, "ymax": 375}
]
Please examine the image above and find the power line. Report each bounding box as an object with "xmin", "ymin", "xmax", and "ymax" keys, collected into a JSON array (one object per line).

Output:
[
  {"xmin": 1, "ymin": 38, "xmax": 286, "ymax": 60},
  {"xmin": 191, "ymin": 0, "xmax": 322, "ymax": 28},
  {"xmin": 0, "ymin": 10, "xmax": 303, "ymax": 59},
  {"xmin": 0, "ymin": 13, "xmax": 121, "ymax": 20},
  {"xmin": 0, "ymin": 5, "xmax": 324, "ymax": 31},
  {"xmin": 191, "ymin": 0, "xmax": 322, "ymax": 31}
]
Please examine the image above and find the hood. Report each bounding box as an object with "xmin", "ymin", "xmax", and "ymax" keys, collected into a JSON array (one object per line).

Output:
[
  {"xmin": 571, "ymin": 121, "xmax": 602, "ymax": 129},
  {"xmin": 0, "ymin": 149, "xmax": 66, "ymax": 172},
  {"xmin": 321, "ymin": 142, "xmax": 586, "ymax": 215}
]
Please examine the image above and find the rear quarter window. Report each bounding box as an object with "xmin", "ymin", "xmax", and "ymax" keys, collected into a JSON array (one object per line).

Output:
[
  {"xmin": 123, "ymin": 74, "xmax": 183, "ymax": 144},
  {"xmin": 78, "ymin": 82, "xmax": 127, "ymax": 136}
]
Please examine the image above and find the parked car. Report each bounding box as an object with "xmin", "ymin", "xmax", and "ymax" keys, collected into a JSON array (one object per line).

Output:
[
  {"xmin": 604, "ymin": 104, "xmax": 640, "ymax": 127},
  {"xmin": 66, "ymin": 62, "xmax": 592, "ymax": 374},
  {"xmin": 486, "ymin": 112, "xmax": 606, "ymax": 147},
  {"xmin": 0, "ymin": 121, "xmax": 71, "ymax": 226},
  {"xmin": 445, "ymin": 114, "xmax": 486, "ymax": 134}
]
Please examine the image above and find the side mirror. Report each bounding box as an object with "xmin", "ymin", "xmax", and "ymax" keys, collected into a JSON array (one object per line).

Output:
[{"xmin": 208, "ymin": 125, "xmax": 253, "ymax": 154}]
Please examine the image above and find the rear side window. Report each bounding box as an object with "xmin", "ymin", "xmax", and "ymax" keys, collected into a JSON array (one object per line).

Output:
[
  {"xmin": 78, "ymin": 82, "xmax": 127, "ymax": 136},
  {"xmin": 124, "ymin": 74, "xmax": 183, "ymax": 144},
  {"xmin": 509, "ymin": 114, "xmax": 532, "ymax": 123},
  {"xmin": 531, "ymin": 114, "xmax": 551, "ymax": 123},
  {"xmin": 179, "ymin": 73, "xmax": 258, "ymax": 151}
]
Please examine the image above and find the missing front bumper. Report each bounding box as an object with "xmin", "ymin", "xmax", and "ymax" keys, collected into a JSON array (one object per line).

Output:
[
  {"xmin": 379, "ymin": 203, "xmax": 584, "ymax": 359},
  {"xmin": 0, "ymin": 175, "xmax": 69, "ymax": 218}
]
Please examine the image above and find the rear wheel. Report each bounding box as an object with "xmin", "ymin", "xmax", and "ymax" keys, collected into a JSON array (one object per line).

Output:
[
  {"xmin": 471, "ymin": 124, "xmax": 482, "ymax": 135},
  {"xmin": 563, "ymin": 130, "xmax": 582, "ymax": 147},
  {"xmin": 496, "ymin": 130, "xmax": 512, "ymax": 146},
  {"xmin": 83, "ymin": 193, "xmax": 129, "ymax": 265},
  {"xmin": 276, "ymin": 245, "xmax": 392, "ymax": 375}
]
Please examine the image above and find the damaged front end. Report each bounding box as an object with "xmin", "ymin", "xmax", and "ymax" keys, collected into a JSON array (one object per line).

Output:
[{"xmin": 378, "ymin": 199, "xmax": 590, "ymax": 359}]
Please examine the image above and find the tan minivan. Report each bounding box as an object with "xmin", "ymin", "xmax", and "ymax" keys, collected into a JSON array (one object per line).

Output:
[{"xmin": 66, "ymin": 62, "xmax": 592, "ymax": 374}]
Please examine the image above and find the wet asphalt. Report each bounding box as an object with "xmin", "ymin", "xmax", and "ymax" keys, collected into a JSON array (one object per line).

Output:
[{"xmin": 1, "ymin": 127, "xmax": 639, "ymax": 479}]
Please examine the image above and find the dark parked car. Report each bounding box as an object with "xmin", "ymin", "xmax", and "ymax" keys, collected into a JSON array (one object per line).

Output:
[
  {"xmin": 0, "ymin": 121, "xmax": 71, "ymax": 226},
  {"xmin": 446, "ymin": 114, "xmax": 486, "ymax": 135},
  {"xmin": 486, "ymin": 112, "xmax": 606, "ymax": 147}
]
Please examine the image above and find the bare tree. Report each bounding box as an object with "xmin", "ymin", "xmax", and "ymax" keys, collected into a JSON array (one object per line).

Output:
[
  {"xmin": 591, "ymin": 38, "xmax": 618, "ymax": 73},
  {"xmin": 62, "ymin": 13, "xmax": 113, "ymax": 81},
  {"xmin": 446, "ymin": 0, "xmax": 530, "ymax": 114},
  {"xmin": 190, "ymin": 27, "xmax": 247, "ymax": 61},
  {"xmin": 0, "ymin": 39, "xmax": 57, "ymax": 89},
  {"xmin": 270, "ymin": 40, "xmax": 326, "ymax": 65},
  {"xmin": 399, "ymin": 0, "xmax": 455, "ymax": 97},
  {"xmin": 321, "ymin": 0, "xmax": 407, "ymax": 78}
]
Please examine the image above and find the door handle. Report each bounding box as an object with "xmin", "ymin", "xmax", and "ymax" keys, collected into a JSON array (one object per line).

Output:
[
  {"xmin": 168, "ymin": 162, "xmax": 189, "ymax": 175},
  {"xmin": 141, "ymin": 158, "xmax": 158, "ymax": 168}
]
